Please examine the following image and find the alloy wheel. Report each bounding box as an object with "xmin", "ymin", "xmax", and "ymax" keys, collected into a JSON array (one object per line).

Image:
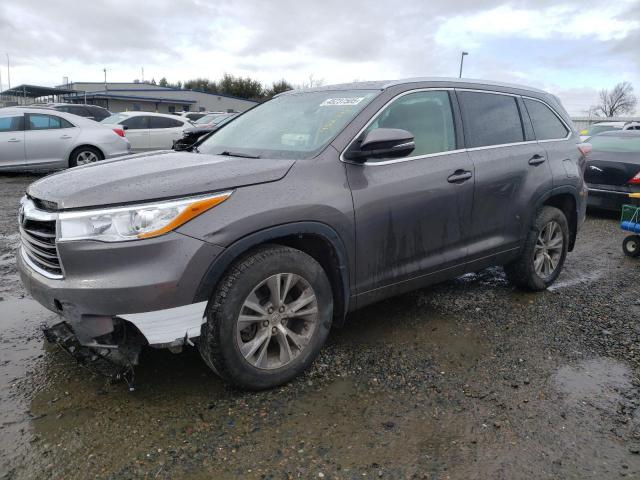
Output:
[
  {"xmin": 76, "ymin": 151, "xmax": 99, "ymax": 165},
  {"xmin": 236, "ymin": 273, "xmax": 319, "ymax": 370},
  {"xmin": 533, "ymin": 220, "xmax": 563, "ymax": 279}
]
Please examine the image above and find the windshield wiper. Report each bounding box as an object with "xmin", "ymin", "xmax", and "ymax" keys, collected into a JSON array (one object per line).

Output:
[{"xmin": 219, "ymin": 150, "xmax": 261, "ymax": 159}]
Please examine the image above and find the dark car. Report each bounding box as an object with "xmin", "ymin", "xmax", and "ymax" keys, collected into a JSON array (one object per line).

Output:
[
  {"xmin": 173, "ymin": 113, "xmax": 238, "ymax": 150},
  {"xmin": 585, "ymin": 130, "xmax": 640, "ymax": 211},
  {"xmin": 49, "ymin": 103, "xmax": 112, "ymax": 122},
  {"xmin": 17, "ymin": 78, "xmax": 587, "ymax": 390}
]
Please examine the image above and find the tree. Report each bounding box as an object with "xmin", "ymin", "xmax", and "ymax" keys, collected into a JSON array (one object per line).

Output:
[
  {"xmin": 298, "ymin": 74, "xmax": 325, "ymax": 89},
  {"xmin": 591, "ymin": 82, "xmax": 637, "ymax": 117},
  {"xmin": 264, "ymin": 79, "xmax": 294, "ymax": 99},
  {"xmin": 158, "ymin": 77, "xmax": 168, "ymax": 87}
]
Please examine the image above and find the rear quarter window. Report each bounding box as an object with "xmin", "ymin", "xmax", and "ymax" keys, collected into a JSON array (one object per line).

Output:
[
  {"xmin": 524, "ymin": 98, "xmax": 569, "ymax": 140},
  {"xmin": 458, "ymin": 91, "xmax": 525, "ymax": 148}
]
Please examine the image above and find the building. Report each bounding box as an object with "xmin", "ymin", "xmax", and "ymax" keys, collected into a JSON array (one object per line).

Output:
[
  {"xmin": 571, "ymin": 116, "xmax": 640, "ymax": 131},
  {"xmin": 1, "ymin": 82, "xmax": 257, "ymax": 114}
]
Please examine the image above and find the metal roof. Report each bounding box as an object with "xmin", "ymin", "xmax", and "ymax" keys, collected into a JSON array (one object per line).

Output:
[
  {"xmin": 82, "ymin": 92, "xmax": 197, "ymax": 104},
  {"xmin": 0, "ymin": 84, "xmax": 78, "ymax": 97}
]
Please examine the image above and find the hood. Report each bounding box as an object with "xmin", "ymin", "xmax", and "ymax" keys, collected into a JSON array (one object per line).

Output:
[
  {"xmin": 27, "ymin": 151, "xmax": 296, "ymax": 210},
  {"xmin": 184, "ymin": 125, "xmax": 217, "ymax": 134}
]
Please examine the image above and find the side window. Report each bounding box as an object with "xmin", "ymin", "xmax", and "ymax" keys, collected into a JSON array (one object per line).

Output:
[
  {"xmin": 121, "ymin": 116, "xmax": 149, "ymax": 130},
  {"xmin": 149, "ymin": 117, "xmax": 183, "ymax": 129},
  {"xmin": 28, "ymin": 114, "xmax": 74, "ymax": 130},
  {"xmin": 458, "ymin": 91, "xmax": 524, "ymax": 148},
  {"xmin": 0, "ymin": 116, "xmax": 23, "ymax": 132},
  {"xmin": 362, "ymin": 90, "xmax": 456, "ymax": 157},
  {"xmin": 524, "ymin": 98, "xmax": 569, "ymax": 140}
]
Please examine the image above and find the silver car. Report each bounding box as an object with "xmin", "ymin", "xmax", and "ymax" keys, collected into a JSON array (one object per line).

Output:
[{"xmin": 0, "ymin": 107, "xmax": 130, "ymax": 171}]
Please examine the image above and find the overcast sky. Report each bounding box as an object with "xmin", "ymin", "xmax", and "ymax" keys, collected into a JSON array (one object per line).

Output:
[{"xmin": 1, "ymin": 0, "xmax": 639, "ymax": 115}]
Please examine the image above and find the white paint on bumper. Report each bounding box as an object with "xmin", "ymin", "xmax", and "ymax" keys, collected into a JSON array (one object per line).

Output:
[{"xmin": 119, "ymin": 301, "xmax": 208, "ymax": 346}]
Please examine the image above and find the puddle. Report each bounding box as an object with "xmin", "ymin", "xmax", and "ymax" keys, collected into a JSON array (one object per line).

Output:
[
  {"xmin": 0, "ymin": 297, "xmax": 58, "ymax": 473},
  {"xmin": 553, "ymin": 358, "xmax": 632, "ymax": 410}
]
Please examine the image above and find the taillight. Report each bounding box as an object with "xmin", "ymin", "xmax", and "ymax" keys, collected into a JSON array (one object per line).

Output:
[
  {"xmin": 112, "ymin": 128, "xmax": 125, "ymax": 137},
  {"xmin": 577, "ymin": 143, "xmax": 591, "ymax": 156},
  {"xmin": 629, "ymin": 172, "xmax": 640, "ymax": 184}
]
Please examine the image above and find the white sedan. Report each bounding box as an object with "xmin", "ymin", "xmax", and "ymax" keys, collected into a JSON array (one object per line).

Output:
[
  {"xmin": 0, "ymin": 107, "xmax": 131, "ymax": 171},
  {"xmin": 101, "ymin": 112, "xmax": 191, "ymax": 152}
]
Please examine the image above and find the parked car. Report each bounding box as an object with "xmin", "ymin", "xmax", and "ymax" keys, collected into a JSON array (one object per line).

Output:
[
  {"xmin": 18, "ymin": 78, "xmax": 587, "ymax": 390},
  {"xmin": 173, "ymin": 113, "xmax": 238, "ymax": 150},
  {"xmin": 100, "ymin": 112, "xmax": 191, "ymax": 152},
  {"xmin": 580, "ymin": 121, "xmax": 640, "ymax": 141},
  {"xmin": 584, "ymin": 130, "xmax": 640, "ymax": 211},
  {"xmin": 173, "ymin": 111, "xmax": 215, "ymax": 122},
  {"xmin": 47, "ymin": 103, "xmax": 112, "ymax": 122},
  {"xmin": 0, "ymin": 107, "xmax": 130, "ymax": 171}
]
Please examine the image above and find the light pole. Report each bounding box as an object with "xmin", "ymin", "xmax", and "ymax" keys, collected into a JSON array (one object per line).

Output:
[
  {"xmin": 103, "ymin": 68, "xmax": 107, "ymax": 91},
  {"xmin": 458, "ymin": 51, "xmax": 468, "ymax": 78},
  {"xmin": 6, "ymin": 53, "xmax": 10, "ymax": 90}
]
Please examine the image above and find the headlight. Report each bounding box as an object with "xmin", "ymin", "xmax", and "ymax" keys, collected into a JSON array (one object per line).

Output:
[{"xmin": 58, "ymin": 191, "xmax": 232, "ymax": 242}]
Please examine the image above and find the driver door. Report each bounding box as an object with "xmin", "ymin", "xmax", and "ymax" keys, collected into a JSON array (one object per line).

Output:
[{"xmin": 345, "ymin": 90, "xmax": 474, "ymax": 299}]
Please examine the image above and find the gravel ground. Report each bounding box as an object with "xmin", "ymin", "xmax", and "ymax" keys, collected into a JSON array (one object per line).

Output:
[{"xmin": 2, "ymin": 173, "xmax": 640, "ymax": 479}]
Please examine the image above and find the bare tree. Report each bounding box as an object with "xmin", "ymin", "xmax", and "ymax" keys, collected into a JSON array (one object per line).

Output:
[
  {"xmin": 591, "ymin": 82, "xmax": 637, "ymax": 117},
  {"xmin": 298, "ymin": 74, "xmax": 326, "ymax": 89}
]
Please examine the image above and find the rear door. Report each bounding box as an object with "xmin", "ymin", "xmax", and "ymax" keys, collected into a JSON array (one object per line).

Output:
[
  {"xmin": 457, "ymin": 90, "xmax": 550, "ymax": 264},
  {"xmin": 148, "ymin": 116, "xmax": 186, "ymax": 150},
  {"xmin": 24, "ymin": 113, "xmax": 79, "ymax": 168},
  {"xmin": 0, "ymin": 114, "xmax": 25, "ymax": 168},
  {"xmin": 121, "ymin": 116, "xmax": 150, "ymax": 151}
]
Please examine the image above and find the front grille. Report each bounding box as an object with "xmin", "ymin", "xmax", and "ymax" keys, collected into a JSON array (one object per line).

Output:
[{"xmin": 19, "ymin": 200, "xmax": 63, "ymax": 278}]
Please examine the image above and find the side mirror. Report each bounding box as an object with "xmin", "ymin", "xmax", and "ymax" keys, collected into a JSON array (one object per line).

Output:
[{"xmin": 345, "ymin": 128, "xmax": 415, "ymax": 161}]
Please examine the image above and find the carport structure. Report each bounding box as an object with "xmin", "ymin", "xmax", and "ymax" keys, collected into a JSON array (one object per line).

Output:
[{"xmin": 0, "ymin": 84, "xmax": 80, "ymax": 106}]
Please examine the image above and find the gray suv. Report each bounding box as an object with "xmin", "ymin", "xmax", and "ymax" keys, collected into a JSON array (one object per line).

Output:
[{"xmin": 17, "ymin": 78, "xmax": 588, "ymax": 390}]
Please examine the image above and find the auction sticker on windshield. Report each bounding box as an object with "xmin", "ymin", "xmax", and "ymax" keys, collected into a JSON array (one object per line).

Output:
[{"xmin": 320, "ymin": 97, "xmax": 365, "ymax": 106}]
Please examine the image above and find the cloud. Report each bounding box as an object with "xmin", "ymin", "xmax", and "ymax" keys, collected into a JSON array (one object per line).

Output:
[{"xmin": 0, "ymin": 0, "xmax": 638, "ymax": 114}]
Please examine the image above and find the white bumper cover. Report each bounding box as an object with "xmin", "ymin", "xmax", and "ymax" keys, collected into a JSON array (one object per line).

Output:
[{"xmin": 119, "ymin": 301, "xmax": 208, "ymax": 346}]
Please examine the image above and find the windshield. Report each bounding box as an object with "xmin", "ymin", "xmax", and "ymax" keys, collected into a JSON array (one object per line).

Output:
[
  {"xmin": 197, "ymin": 89, "xmax": 379, "ymax": 159},
  {"xmin": 589, "ymin": 134, "xmax": 640, "ymax": 153},
  {"xmin": 101, "ymin": 113, "xmax": 129, "ymax": 124},
  {"xmin": 588, "ymin": 124, "xmax": 623, "ymax": 136}
]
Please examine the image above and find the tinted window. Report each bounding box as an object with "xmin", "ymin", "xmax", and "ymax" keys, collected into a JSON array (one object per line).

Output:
[
  {"xmin": 0, "ymin": 116, "xmax": 23, "ymax": 132},
  {"xmin": 589, "ymin": 134, "xmax": 640, "ymax": 153},
  {"xmin": 68, "ymin": 106, "xmax": 89, "ymax": 117},
  {"xmin": 121, "ymin": 116, "xmax": 149, "ymax": 130},
  {"xmin": 28, "ymin": 114, "xmax": 74, "ymax": 130},
  {"xmin": 524, "ymin": 99, "xmax": 568, "ymax": 140},
  {"xmin": 363, "ymin": 91, "xmax": 456, "ymax": 157},
  {"xmin": 458, "ymin": 91, "xmax": 524, "ymax": 148},
  {"xmin": 149, "ymin": 117, "xmax": 183, "ymax": 129}
]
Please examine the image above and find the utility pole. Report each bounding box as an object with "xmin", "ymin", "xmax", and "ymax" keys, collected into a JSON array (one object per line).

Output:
[
  {"xmin": 6, "ymin": 53, "xmax": 10, "ymax": 90},
  {"xmin": 458, "ymin": 51, "xmax": 468, "ymax": 78},
  {"xmin": 141, "ymin": 67, "xmax": 144, "ymax": 83},
  {"xmin": 103, "ymin": 68, "xmax": 107, "ymax": 91}
]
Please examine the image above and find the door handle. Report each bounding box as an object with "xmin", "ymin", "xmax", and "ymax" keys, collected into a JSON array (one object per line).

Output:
[
  {"xmin": 8, "ymin": 138, "xmax": 21, "ymax": 143},
  {"xmin": 447, "ymin": 170, "xmax": 472, "ymax": 183},
  {"xmin": 60, "ymin": 135, "xmax": 72, "ymax": 139},
  {"xmin": 529, "ymin": 154, "xmax": 546, "ymax": 166}
]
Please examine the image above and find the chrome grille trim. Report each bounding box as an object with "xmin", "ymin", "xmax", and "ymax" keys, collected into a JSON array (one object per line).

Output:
[{"xmin": 19, "ymin": 198, "xmax": 63, "ymax": 279}]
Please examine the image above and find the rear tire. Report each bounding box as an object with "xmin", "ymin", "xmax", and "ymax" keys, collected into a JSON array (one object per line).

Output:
[
  {"xmin": 504, "ymin": 206, "xmax": 569, "ymax": 291},
  {"xmin": 623, "ymin": 235, "xmax": 640, "ymax": 257},
  {"xmin": 69, "ymin": 146, "xmax": 103, "ymax": 168},
  {"xmin": 199, "ymin": 245, "xmax": 333, "ymax": 390}
]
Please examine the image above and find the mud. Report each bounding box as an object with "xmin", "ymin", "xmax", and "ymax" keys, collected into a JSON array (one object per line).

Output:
[{"xmin": 2, "ymin": 173, "xmax": 640, "ymax": 479}]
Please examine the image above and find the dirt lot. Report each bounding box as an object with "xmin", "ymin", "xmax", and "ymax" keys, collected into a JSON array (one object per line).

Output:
[{"xmin": 2, "ymin": 172, "xmax": 640, "ymax": 479}]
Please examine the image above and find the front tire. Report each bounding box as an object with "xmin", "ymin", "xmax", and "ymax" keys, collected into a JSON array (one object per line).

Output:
[
  {"xmin": 69, "ymin": 146, "xmax": 103, "ymax": 167},
  {"xmin": 199, "ymin": 245, "xmax": 333, "ymax": 390},
  {"xmin": 504, "ymin": 206, "xmax": 569, "ymax": 291}
]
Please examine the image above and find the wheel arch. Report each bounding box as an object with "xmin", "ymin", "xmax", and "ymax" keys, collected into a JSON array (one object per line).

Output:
[
  {"xmin": 194, "ymin": 222, "xmax": 351, "ymax": 324},
  {"xmin": 536, "ymin": 187, "xmax": 580, "ymax": 251},
  {"xmin": 68, "ymin": 144, "xmax": 105, "ymax": 166}
]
